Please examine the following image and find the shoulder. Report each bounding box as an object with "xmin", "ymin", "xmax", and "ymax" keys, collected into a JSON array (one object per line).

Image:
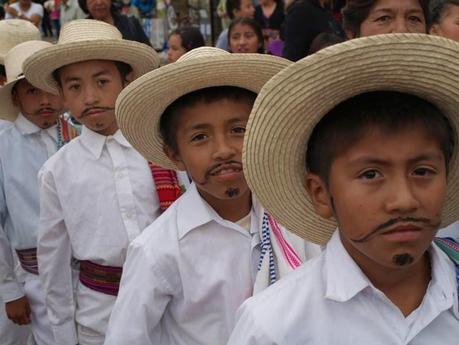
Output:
[{"xmin": 41, "ymin": 137, "xmax": 81, "ymax": 173}]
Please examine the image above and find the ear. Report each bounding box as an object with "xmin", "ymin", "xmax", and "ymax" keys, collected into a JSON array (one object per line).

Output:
[
  {"xmin": 345, "ymin": 30, "xmax": 356, "ymax": 39},
  {"xmin": 123, "ymin": 70, "xmax": 134, "ymax": 86},
  {"xmin": 429, "ymin": 24, "xmax": 440, "ymax": 36},
  {"xmin": 305, "ymin": 173, "xmax": 334, "ymax": 219},
  {"xmin": 11, "ymin": 87, "xmax": 20, "ymax": 108},
  {"xmin": 164, "ymin": 145, "xmax": 187, "ymax": 171}
]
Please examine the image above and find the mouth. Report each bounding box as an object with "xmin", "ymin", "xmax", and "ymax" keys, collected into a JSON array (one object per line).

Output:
[
  {"xmin": 381, "ymin": 223, "xmax": 423, "ymax": 242},
  {"xmin": 209, "ymin": 163, "xmax": 243, "ymax": 181},
  {"xmin": 84, "ymin": 108, "xmax": 111, "ymax": 117},
  {"xmin": 37, "ymin": 109, "xmax": 55, "ymax": 117}
]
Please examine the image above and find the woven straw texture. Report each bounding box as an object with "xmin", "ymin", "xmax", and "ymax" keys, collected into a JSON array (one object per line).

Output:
[
  {"xmin": 22, "ymin": 19, "xmax": 160, "ymax": 95},
  {"xmin": 116, "ymin": 47, "xmax": 291, "ymax": 170},
  {"xmin": 243, "ymin": 33, "xmax": 459, "ymax": 245},
  {"xmin": 0, "ymin": 19, "xmax": 40, "ymax": 64},
  {"xmin": 0, "ymin": 41, "xmax": 53, "ymax": 121}
]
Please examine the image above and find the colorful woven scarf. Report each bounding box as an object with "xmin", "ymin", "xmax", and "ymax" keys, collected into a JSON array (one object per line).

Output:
[
  {"xmin": 56, "ymin": 116, "xmax": 80, "ymax": 149},
  {"xmin": 148, "ymin": 162, "xmax": 183, "ymax": 212},
  {"xmin": 258, "ymin": 213, "xmax": 302, "ymax": 285}
]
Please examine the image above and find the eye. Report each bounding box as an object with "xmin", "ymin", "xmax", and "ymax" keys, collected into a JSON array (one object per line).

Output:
[
  {"xmin": 232, "ymin": 126, "xmax": 246, "ymax": 134},
  {"xmin": 191, "ymin": 133, "xmax": 207, "ymax": 142},
  {"xmin": 412, "ymin": 167, "xmax": 436, "ymax": 177},
  {"xmin": 97, "ymin": 79, "xmax": 109, "ymax": 87},
  {"xmin": 68, "ymin": 83, "xmax": 80, "ymax": 91},
  {"xmin": 358, "ymin": 169, "xmax": 382, "ymax": 180},
  {"xmin": 26, "ymin": 87, "xmax": 38, "ymax": 95},
  {"xmin": 408, "ymin": 15, "xmax": 423, "ymax": 23},
  {"xmin": 375, "ymin": 15, "xmax": 391, "ymax": 23}
]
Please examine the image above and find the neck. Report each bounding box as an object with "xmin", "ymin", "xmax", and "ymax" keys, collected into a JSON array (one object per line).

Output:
[
  {"xmin": 198, "ymin": 188, "xmax": 252, "ymax": 222},
  {"xmin": 342, "ymin": 237, "xmax": 431, "ymax": 316}
]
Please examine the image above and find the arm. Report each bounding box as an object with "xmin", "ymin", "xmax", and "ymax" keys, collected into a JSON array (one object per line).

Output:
[
  {"xmin": 37, "ymin": 168, "xmax": 77, "ymax": 345},
  {"xmin": 104, "ymin": 241, "xmax": 173, "ymax": 344}
]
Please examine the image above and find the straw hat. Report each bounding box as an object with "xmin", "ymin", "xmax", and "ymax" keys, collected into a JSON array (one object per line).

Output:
[
  {"xmin": 0, "ymin": 20, "xmax": 41, "ymax": 65},
  {"xmin": 22, "ymin": 19, "xmax": 160, "ymax": 95},
  {"xmin": 115, "ymin": 47, "xmax": 292, "ymax": 170},
  {"xmin": 0, "ymin": 41, "xmax": 53, "ymax": 121},
  {"xmin": 243, "ymin": 33, "xmax": 459, "ymax": 245}
]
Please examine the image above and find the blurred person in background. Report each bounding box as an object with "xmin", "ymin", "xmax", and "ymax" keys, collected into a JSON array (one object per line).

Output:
[
  {"xmin": 254, "ymin": 0, "xmax": 284, "ymax": 48},
  {"xmin": 216, "ymin": 0, "xmax": 255, "ymax": 50},
  {"xmin": 4, "ymin": 0, "xmax": 43, "ymax": 27},
  {"xmin": 60, "ymin": 0, "xmax": 85, "ymax": 25},
  {"xmin": 228, "ymin": 16, "xmax": 264, "ymax": 53},
  {"xmin": 78, "ymin": 0, "xmax": 151, "ymax": 45},
  {"xmin": 167, "ymin": 26, "xmax": 205, "ymax": 63},
  {"xmin": 429, "ymin": 0, "xmax": 459, "ymax": 41}
]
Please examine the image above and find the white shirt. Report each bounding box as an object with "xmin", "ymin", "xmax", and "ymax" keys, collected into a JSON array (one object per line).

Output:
[
  {"xmin": 0, "ymin": 114, "xmax": 58, "ymax": 303},
  {"xmin": 37, "ymin": 126, "xmax": 161, "ymax": 345},
  {"xmin": 5, "ymin": 2, "xmax": 44, "ymax": 24},
  {"xmin": 438, "ymin": 221, "xmax": 459, "ymax": 240},
  {"xmin": 104, "ymin": 183, "xmax": 320, "ymax": 345},
  {"xmin": 228, "ymin": 231, "xmax": 459, "ymax": 345}
]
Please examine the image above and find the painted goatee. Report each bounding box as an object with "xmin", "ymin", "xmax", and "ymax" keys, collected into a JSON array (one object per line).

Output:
[
  {"xmin": 393, "ymin": 254, "xmax": 414, "ymax": 266},
  {"xmin": 225, "ymin": 188, "xmax": 240, "ymax": 198}
]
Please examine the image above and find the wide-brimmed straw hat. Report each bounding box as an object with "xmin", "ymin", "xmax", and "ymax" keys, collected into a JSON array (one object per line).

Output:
[
  {"xmin": 0, "ymin": 41, "xmax": 53, "ymax": 121},
  {"xmin": 116, "ymin": 47, "xmax": 291, "ymax": 170},
  {"xmin": 243, "ymin": 33, "xmax": 459, "ymax": 245},
  {"xmin": 0, "ymin": 20, "xmax": 41, "ymax": 65},
  {"xmin": 22, "ymin": 19, "xmax": 160, "ymax": 95}
]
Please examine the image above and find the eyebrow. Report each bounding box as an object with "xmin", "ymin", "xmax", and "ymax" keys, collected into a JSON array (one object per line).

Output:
[
  {"xmin": 349, "ymin": 153, "xmax": 444, "ymax": 167},
  {"xmin": 62, "ymin": 69, "xmax": 112, "ymax": 84},
  {"xmin": 371, "ymin": 8, "xmax": 423, "ymax": 14},
  {"xmin": 187, "ymin": 116, "xmax": 248, "ymax": 132}
]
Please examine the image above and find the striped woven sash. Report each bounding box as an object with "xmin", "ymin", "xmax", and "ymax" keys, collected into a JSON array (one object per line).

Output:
[
  {"xmin": 79, "ymin": 261, "xmax": 122, "ymax": 296},
  {"xmin": 148, "ymin": 162, "xmax": 183, "ymax": 211},
  {"xmin": 16, "ymin": 248, "xmax": 39, "ymax": 275}
]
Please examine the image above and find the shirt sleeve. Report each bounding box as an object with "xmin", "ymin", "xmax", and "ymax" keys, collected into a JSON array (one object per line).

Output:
[
  {"xmin": 227, "ymin": 300, "xmax": 276, "ymax": 345},
  {"xmin": 37, "ymin": 168, "xmax": 77, "ymax": 345},
  {"xmin": 215, "ymin": 30, "xmax": 229, "ymax": 50},
  {"xmin": 31, "ymin": 3, "xmax": 44, "ymax": 17},
  {"xmin": 0, "ymin": 157, "xmax": 24, "ymax": 302},
  {"xmin": 104, "ymin": 240, "xmax": 174, "ymax": 344}
]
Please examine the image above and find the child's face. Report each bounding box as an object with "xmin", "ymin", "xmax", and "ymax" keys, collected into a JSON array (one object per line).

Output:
[
  {"xmin": 167, "ymin": 98, "xmax": 251, "ymax": 204},
  {"xmin": 59, "ymin": 60, "xmax": 130, "ymax": 136},
  {"xmin": 167, "ymin": 34, "xmax": 186, "ymax": 64},
  {"xmin": 229, "ymin": 24, "xmax": 260, "ymax": 54},
  {"xmin": 307, "ymin": 124, "xmax": 447, "ymax": 269},
  {"xmin": 430, "ymin": 5, "xmax": 459, "ymax": 42},
  {"xmin": 12, "ymin": 79, "xmax": 63, "ymax": 129}
]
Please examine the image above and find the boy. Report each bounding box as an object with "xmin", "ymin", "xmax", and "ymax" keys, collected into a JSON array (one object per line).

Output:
[
  {"xmin": 103, "ymin": 47, "xmax": 320, "ymax": 345},
  {"xmin": 0, "ymin": 40, "xmax": 74, "ymax": 345},
  {"xmin": 22, "ymin": 20, "xmax": 183, "ymax": 345},
  {"xmin": 228, "ymin": 34, "xmax": 459, "ymax": 344}
]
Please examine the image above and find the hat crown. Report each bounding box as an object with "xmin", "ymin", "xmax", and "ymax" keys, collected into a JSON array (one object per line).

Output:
[
  {"xmin": 176, "ymin": 46, "xmax": 229, "ymax": 62},
  {"xmin": 0, "ymin": 20, "xmax": 41, "ymax": 59},
  {"xmin": 58, "ymin": 19, "xmax": 122, "ymax": 45},
  {"xmin": 4, "ymin": 41, "xmax": 53, "ymax": 83}
]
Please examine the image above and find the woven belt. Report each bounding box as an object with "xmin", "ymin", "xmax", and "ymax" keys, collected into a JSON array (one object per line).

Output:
[
  {"xmin": 79, "ymin": 261, "xmax": 122, "ymax": 296},
  {"xmin": 16, "ymin": 248, "xmax": 39, "ymax": 275}
]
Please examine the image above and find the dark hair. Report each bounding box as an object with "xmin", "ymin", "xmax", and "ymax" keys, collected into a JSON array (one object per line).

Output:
[
  {"xmin": 430, "ymin": 0, "xmax": 459, "ymax": 26},
  {"xmin": 228, "ymin": 17, "xmax": 264, "ymax": 53},
  {"xmin": 52, "ymin": 61, "xmax": 133, "ymax": 87},
  {"xmin": 78, "ymin": 0, "xmax": 119, "ymax": 15},
  {"xmin": 308, "ymin": 32, "xmax": 344, "ymax": 54},
  {"xmin": 160, "ymin": 86, "xmax": 257, "ymax": 152},
  {"xmin": 0, "ymin": 65, "xmax": 5, "ymax": 78},
  {"xmin": 342, "ymin": 0, "xmax": 429, "ymax": 36},
  {"xmin": 170, "ymin": 27, "xmax": 205, "ymax": 52},
  {"xmin": 306, "ymin": 91, "xmax": 454, "ymax": 182},
  {"xmin": 226, "ymin": 0, "xmax": 243, "ymax": 19},
  {"xmin": 0, "ymin": 6, "xmax": 5, "ymax": 20}
]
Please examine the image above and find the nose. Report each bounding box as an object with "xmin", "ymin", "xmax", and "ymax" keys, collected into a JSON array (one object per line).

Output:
[
  {"xmin": 391, "ymin": 17, "xmax": 409, "ymax": 33},
  {"xmin": 39, "ymin": 91, "xmax": 51, "ymax": 106},
  {"xmin": 83, "ymin": 84, "xmax": 99, "ymax": 106},
  {"xmin": 384, "ymin": 175, "xmax": 420, "ymax": 215},
  {"xmin": 212, "ymin": 134, "xmax": 237, "ymax": 161}
]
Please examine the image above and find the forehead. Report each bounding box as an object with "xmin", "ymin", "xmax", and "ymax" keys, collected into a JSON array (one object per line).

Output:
[
  {"xmin": 58, "ymin": 59, "xmax": 119, "ymax": 80},
  {"xmin": 370, "ymin": 0, "xmax": 423, "ymax": 12},
  {"xmin": 177, "ymin": 98, "xmax": 252, "ymax": 131},
  {"xmin": 232, "ymin": 24, "xmax": 255, "ymax": 32}
]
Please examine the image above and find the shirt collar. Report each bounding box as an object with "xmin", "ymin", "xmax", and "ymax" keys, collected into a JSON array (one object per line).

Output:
[
  {"xmin": 324, "ymin": 231, "xmax": 459, "ymax": 313},
  {"xmin": 15, "ymin": 113, "xmax": 41, "ymax": 135},
  {"xmin": 176, "ymin": 183, "xmax": 260, "ymax": 239},
  {"xmin": 80, "ymin": 126, "xmax": 132, "ymax": 159}
]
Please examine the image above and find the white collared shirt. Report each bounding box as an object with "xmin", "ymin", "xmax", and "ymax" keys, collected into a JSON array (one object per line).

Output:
[
  {"xmin": 104, "ymin": 183, "xmax": 320, "ymax": 345},
  {"xmin": 228, "ymin": 231, "xmax": 459, "ymax": 345},
  {"xmin": 37, "ymin": 126, "xmax": 161, "ymax": 345},
  {"xmin": 0, "ymin": 114, "xmax": 59, "ymax": 302}
]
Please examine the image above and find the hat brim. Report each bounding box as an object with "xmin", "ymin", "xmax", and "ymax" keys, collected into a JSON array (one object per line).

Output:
[
  {"xmin": 116, "ymin": 54, "xmax": 291, "ymax": 170},
  {"xmin": 0, "ymin": 77, "xmax": 22, "ymax": 121},
  {"xmin": 23, "ymin": 39, "xmax": 160, "ymax": 95},
  {"xmin": 243, "ymin": 34, "xmax": 459, "ymax": 245}
]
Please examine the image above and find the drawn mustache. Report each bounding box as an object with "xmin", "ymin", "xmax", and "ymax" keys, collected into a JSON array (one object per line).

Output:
[
  {"xmin": 34, "ymin": 107, "xmax": 57, "ymax": 115},
  {"xmin": 80, "ymin": 106, "xmax": 115, "ymax": 118},
  {"xmin": 350, "ymin": 216, "xmax": 440, "ymax": 243},
  {"xmin": 195, "ymin": 160, "xmax": 243, "ymax": 185}
]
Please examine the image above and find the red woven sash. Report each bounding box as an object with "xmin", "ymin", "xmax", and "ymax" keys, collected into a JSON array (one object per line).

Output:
[
  {"xmin": 148, "ymin": 162, "xmax": 183, "ymax": 211},
  {"xmin": 79, "ymin": 261, "xmax": 122, "ymax": 296},
  {"xmin": 16, "ymin": 248, "xmax": 39, "ymax": 275}
]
